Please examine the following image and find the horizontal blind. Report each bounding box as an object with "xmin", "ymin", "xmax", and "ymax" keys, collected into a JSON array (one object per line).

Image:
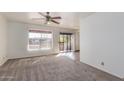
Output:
[{"xmin": 29, "ymin": 30, "xmax": 52, "ymax": 33}]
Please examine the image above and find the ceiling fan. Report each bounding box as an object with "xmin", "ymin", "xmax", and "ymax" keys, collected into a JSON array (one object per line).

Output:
[{"xmin": 32, "ymin": 12, "xmax": 62, "ymax": 24}]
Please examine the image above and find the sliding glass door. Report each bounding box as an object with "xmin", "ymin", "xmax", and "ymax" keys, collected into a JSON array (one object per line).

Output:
[{"xmin": 59, "ymin": 33, "xmax": 73, "ymax": 52}]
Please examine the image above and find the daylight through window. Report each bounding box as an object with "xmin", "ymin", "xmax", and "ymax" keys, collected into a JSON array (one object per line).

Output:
[{"xmin": 28, "ymin": 30, "xmax": 52, "ymax": 51}]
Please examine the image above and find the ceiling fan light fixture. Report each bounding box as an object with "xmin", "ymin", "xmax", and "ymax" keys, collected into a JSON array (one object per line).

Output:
[
  {"xmin": 47, "ymin": 21, "xmax": 50, "ymax": 24},
  {"xmin": 44, "ymin": 21, "xmax": 50, "ymax": 25}
]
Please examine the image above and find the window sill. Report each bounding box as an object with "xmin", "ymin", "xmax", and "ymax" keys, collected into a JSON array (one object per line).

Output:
[{"xmin": 27, "ymin": 48, "xmax": 52, "ymax": 52}]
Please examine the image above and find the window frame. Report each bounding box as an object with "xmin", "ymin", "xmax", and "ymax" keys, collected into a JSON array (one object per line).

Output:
[{"xmin": 27, "ymin": 29, "xmax": 53, "ymax": 51}]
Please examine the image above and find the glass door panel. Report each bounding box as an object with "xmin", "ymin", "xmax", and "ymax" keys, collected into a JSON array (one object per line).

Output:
[{"xmin": 59, "ymin": 33, "xmax": 73, "ymax": 52}]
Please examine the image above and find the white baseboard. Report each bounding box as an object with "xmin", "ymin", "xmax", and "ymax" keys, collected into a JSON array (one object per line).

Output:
[{"xmin": 80, "ymin": 61, "xmax": 122, "ymax": 79}]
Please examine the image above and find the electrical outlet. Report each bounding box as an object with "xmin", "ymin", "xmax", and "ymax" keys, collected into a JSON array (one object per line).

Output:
[{"xmin": 101, "ymin": 62, "xmax": 104, "ymax": 66}]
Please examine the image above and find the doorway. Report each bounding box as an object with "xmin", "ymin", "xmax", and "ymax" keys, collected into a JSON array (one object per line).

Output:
[{"xmin": 59, "ymin": 32, "xmax": 74, "ymax": 52}]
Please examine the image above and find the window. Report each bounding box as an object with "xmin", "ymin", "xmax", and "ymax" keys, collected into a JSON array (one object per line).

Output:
[{"xmin": 28, "ymin": 30, "xmax": 52, "ymax": 51}]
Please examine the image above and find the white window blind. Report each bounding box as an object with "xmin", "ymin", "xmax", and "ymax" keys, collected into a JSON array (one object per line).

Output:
[{"xmin": 28, "ymin": 30, "xmax": 52, "ymax": 51}]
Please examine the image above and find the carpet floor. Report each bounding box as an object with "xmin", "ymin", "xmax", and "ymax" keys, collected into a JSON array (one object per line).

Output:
[{"xmin": 0, "ymin": 52, "xmax": 122, "ymax": 81}]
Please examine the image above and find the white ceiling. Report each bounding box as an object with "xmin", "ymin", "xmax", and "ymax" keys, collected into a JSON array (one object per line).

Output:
[{"xmin": 1, "ymin": 12, "xmax": 93, "ymax": 29}]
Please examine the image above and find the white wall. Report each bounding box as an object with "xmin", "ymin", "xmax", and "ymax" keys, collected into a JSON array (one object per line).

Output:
[
  {"xmin": 7, "ymin": 21, "xmax": 78, "ymax": 59},
  {"xmin": 80, "ymin": 13, "xmax": 124, "ymax": 78},
  {"xmin": 75, "ymin": 31, "xmax": 80, "ymax": 51},
  {"xmin": 0, "ymin": 15, "xmax": 7, "ymax": 65}
]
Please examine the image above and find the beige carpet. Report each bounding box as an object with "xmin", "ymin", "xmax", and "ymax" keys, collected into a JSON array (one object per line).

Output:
[{"xmin": 0, "ymin": 52, "xmax": 121, "ymax": 81}]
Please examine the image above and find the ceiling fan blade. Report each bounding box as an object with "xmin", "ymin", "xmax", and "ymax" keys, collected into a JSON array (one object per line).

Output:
[
  {"xmin": 38, "ymin": 12, "xmax": 46, "ymax": 17},
  {"xmin": 51, "ymin": 20, "xmax": 60, "ymax": 24},
  {"xmin": 51, "ymin": 16, "xmax": 62, "ymax": 19}
]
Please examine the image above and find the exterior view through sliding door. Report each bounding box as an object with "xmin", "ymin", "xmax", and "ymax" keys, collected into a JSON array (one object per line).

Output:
[{"xmin": 59, "ymin": 32, "xmax": 74, "ymax": 52}]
